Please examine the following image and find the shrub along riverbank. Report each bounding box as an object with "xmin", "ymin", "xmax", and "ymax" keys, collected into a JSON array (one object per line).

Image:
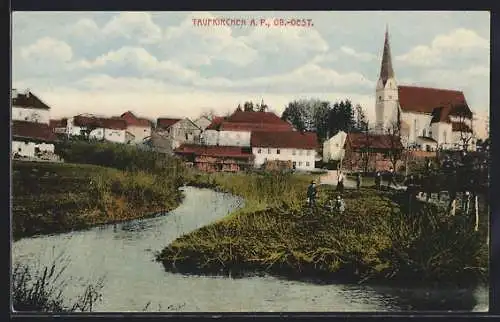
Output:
[
  {"xmin": 157, "ymin": 177, "xmax": 489, "ymax": 288},
  {"xmin": 13, "ymin": 141, "xmax": 188, "ymax": 240}
]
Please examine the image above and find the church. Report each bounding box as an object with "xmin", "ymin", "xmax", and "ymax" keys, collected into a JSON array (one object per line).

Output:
[{"xmin": 375, "ymin": 28, "xmax": 476, "ymax": 152}]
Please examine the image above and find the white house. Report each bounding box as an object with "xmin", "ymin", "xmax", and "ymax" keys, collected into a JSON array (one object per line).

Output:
[
  {"xmin": 375, "ymin": 28, "xmax": 476, "ymax": 151},
  {"xmin": 12, "ymin": 120, "xmax": 57, "ymax": 158},
  {"xmin": 323, "ymin": 130, "xmax": 347, "ymax": 162},
  {"xmin": 12, "ymin": 89, "xmax": 51, "ymax": 124},
  {"xmin": 157, "ymin": 117, "xmax": 202, "ymax": 149},
  {"xmin": 66, "ymin": 114, "xmax": 128, "ymax": 144},
  {"xmin": 201, "ymin": 111, "xmax": 295, "ymax": 147},
  {"xmin": 120, "ymin": 111, "xmax": 152, "ymax": 144},
  {"xmin": 251, "ymin": 131, "xmax": 318, "ymax": 171}
]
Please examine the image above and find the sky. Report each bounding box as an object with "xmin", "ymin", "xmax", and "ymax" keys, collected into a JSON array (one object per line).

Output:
[{"xmin": 12, "ymin": 11, "xmax": 490, "ymax": 137}]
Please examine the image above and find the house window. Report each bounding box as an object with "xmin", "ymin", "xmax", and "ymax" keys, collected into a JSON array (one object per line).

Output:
[
  {"xmin": 299, "ymin": 162, "xmax": 303, "ymax": 166},
  {"xmin": 18, "ymin": 147, "xmax": 21, "ymax": 152},
  {"xmin": 423, "ymin": 129, "xmax": 426, "ymax": 137},
  {"xmin": 389, "ymin": 95, "xmax": 392, "ymax": 99},
  {"xmin": 268, "ymin": 148, "xmax": 271, "ymax": 154},
  {"xmin": 185, "ymin": 133, "xmax": 188, "ymax": 140},
  {"xmin": 443, "ymin": 131, "xmax": 447, "ymax": 143},
  {"xmin": 258, "ymin": 148, "xmax": 261, "ymax": 154},
  {"xmin": 379, "ymin": 96, "xmax": 382, "ymax": 101},
  {"xmin": 292, "ymin": 150, "xmax": 296, "ymax": 155},
  {"xmin": 306, "ymin": 162, "xmax": 310, "ymax": 166},
  {"xmin": 299, "ymin": 150, "xmax": 303, "ymax": 156},
  {"xmin": 24, "ymin": 117, "xmax": 28, "ymax": 121},
  {"xmin": 277, "ymin": 149, "xmax": 280, "ymax": 154},
  {"xmin": 306, "ymin": 150, "xmax": 311, "ymax": 156}
]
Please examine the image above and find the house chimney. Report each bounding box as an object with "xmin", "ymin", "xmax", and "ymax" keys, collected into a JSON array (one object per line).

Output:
[{"xmin": 25, "ymin": 88, "xmax": 30, "ymax": 97}]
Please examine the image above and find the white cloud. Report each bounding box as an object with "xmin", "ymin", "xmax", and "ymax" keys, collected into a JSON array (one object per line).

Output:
[
  {"xmin": 14, "ymin": 75, "xmax": 375, "ymax": 122},
  {"xmin": 69, "ymin": 18, "xmax": 100, "ymax": 39},
  {"xmin": 242, "ymin": 22, "xmax": 329, "ymax": 54},
  {"xmin": 102, "ymin": 12, "xmax": 162, "ymax": 44},
  {"xmin": 21, "ymin": 37, "xmax": 73, "ymax": 62},
  {"xmin": 396, "ymin": 28, "xmax": 489, "ymax": 66},
  {"xmin": 161, "ymin": 12, "xmax": 258, "ymax": 67},
  {"xmin": 340, "ymin": 46, "xmax": 376, "ymax": 61}
]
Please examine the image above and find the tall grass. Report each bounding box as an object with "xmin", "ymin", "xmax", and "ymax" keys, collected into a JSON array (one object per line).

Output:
[
  {"xmin": 157, "ymin": 186, "xmax": 488, "ymax": 288},
  {"xmin": 12, "ymin": 161, "xmax": 183, "ymax": 239},
  {"xmin": 12, "ymin": 259, "xmax": 104, "ymax": 312}
]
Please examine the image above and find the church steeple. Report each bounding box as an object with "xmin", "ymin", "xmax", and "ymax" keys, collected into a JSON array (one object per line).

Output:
[{"xmin": 379, "ymin": 25, "xmax": 394, "ymax": 86}]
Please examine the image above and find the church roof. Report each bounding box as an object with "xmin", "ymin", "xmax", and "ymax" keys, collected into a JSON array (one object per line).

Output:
[
  {"xmin": 379, "ymin": 27, "xmax": 395, "ymax": 86},
  {"xmin": 398, "ymin": 85, "xmax": 470, "ymax": 116}
]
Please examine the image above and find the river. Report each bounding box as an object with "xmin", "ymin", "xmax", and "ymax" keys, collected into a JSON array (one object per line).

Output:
[{"xmin": 12, "ymin": 186, "xmax": 488, "ymax": 312}]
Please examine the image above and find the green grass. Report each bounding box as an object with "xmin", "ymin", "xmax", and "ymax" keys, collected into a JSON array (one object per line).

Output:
[
  {"xmin": 12, "ymin": 160, "xmax": 183, "ymax": 240},
  {"xmin": 157, "ymin": 178, "xmax": 489, "ymax": 288}
]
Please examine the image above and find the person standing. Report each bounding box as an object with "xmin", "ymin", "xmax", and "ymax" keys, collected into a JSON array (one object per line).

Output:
[
  {"xmin": 335, "ymin": 195, "xmax": 346, "ymax": 214},
  {"xmin": 355, "ymin": 172, "xmax": 362, "ymax": 190},
  {"xmin": 307, "ymin": 180, "xmax": 317, "ymax": 208},
  {"xmin": 387, "ymin": 167, "xmax": 397, "ymax": 189},
  {"xmin": 336, "ymin": 171, "xmax": 345, "ymax": 193},
  {"xmin": 375, "ymin": 171, "xmax": 381, "ymax": 190}
]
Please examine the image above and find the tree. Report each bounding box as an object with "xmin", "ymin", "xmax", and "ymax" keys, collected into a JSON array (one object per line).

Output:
[
  {"xmin": 385, "ymin": 120, "xmax": 404, "ymax": 173},
  {"xmin": 256, "ymin": 99, "xmax": 269, "ymax": 112},
  {"xmin": 328, "ymin": 99, "xmax": 355, "ymax": 135},
  {"xmin": 243, "ymin": 101, "xmax": 255, "ymax": 112},
  {"xmin": 282, "ymin": 101, "xmax": 308, "ymax": 132},
  {"xmin": 455, "ymin": 104, "xmax": 474, "ymax": 152},
  {"xmin": 353, "ymin": 104, "xmax": 369, "ymax": 132}
]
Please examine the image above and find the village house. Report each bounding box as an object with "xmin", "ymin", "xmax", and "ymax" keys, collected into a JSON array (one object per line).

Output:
[
  {"xmin": 322, "ymin": 130, "xmax": 347, "ymax": 163},
  {"xmin": 174, "ymin": 144, "xmax": 254, "ymax": 172},
  {"xmin": 375, "ymin": 28, "xmax": 476, "ymax": 152},
  {"xmin": 120, "ymin": 111, "xmax": 152, "ymax": 144},
  {"xmin": 11, "ymin": 89, "xmax": 59, "ymax": 160},
  {"xmin": 201, "ymin": 110, "xmax": 295, "ymax": 147},
  {"xmin": 156, "ymin": 117, "xmax": 202, "ymax": 149},
  {"xmin": 12, "ymin": 121, "xmax": 58, "ymax": 159},
  {"xmin": 342, "ymin": 132, "xmax": 404, "ymax": 172},
  {"xmin": 251, "ymin": 131, "xmax": 318, "ymax": 171},
  {"xmin": 66, "ymin": 114, "xmax": 128, "ymax": 143},
  {"xmin": 12, "ymin": 89, "xmax": 51, "ymax": 124}
]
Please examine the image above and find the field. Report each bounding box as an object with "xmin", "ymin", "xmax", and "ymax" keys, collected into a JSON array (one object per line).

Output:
[{"xmin": 12, "ymin": 160, "xmax": 183, "ymax": 240}]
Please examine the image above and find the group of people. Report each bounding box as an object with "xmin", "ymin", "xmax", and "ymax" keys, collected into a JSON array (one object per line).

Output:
[{"xmin": 306, "ymin": 179, "xmax": 346, "ymax": 214}]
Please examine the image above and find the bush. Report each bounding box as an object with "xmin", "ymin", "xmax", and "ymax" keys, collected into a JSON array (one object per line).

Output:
[{"xmin": 12, "ymin": 260, "xmax": 104, "ymax": 312}]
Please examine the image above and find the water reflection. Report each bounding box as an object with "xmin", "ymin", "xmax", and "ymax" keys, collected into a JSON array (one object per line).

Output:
[{"xmin": 12, "ymin": 187, "xmax": 487, "ymax": 312}]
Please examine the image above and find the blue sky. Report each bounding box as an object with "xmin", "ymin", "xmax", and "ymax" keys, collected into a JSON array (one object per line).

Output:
[{"xmin": 12, "ymin": 11, "xmax": 490, "ymax": 136}]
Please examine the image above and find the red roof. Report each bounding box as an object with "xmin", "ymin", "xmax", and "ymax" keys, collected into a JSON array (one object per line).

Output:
[
  {"xmin": 226, "ymin": 110, "xmax": 290, "ymax": 125},
  {"xmin": 345, "ymin": 132, "xmax": 403, "ymax": 150},
  {"xmin": 219, "ymin": 122, "xmax": 293, "ymax": 132},
  {"xmin": 73, "ymin": 115, "xmax": 127, "ymax": 130},
  {"xmin": 12, "ymin": 121, "xmax": 58, "ymax": 142},
  {"xmin": 398, "ymin": 85, "xmax": 469, "ymax": 114},
  {"xmin": 157, "ymin": 118, "xmax": 181, "ymax": 129},
  {"xmin": 120, "ymin": 111, "xmax": 152, "ymax": 127},
  {"xmin": 12, "ymin": 90, "xmax": 51, "ymax": 110},
  {"xmin": 49, "ymin": 118, "xmax": 67, "ymax": 128},
  {"xmin": 251, "ymin": 131, "xmax": 318, "ymax": 149},
  {"xmin": 174, "ymin": 144, "xmax": 254, "ymax": 159},
  {"xmin": 206, "ymin": 111, "xmax": 294, "ymax": 132}
]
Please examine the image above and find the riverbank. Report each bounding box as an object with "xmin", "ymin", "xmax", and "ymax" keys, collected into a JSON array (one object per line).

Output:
[
  {"xmin": 12, "ymin": 160, "xmax": 183, "ymax": 240},
  {"xmin": 157, "ymin": 175, "xmax": 489, "ymax": 288}
]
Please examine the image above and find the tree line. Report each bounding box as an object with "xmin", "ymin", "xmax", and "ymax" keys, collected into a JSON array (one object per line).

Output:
[
  {"xmin": 281, "ymin": 98, "xmax": 369, "ymax": 143},
  {"xmin": 225, "ymin": 98, "xmax": 369, "ymax": 144}
]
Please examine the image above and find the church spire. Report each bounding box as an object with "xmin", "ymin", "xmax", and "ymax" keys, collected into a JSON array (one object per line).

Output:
[{"xmin": 379, "ymin": 25, "xmax": 395, "ymax": 86}]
